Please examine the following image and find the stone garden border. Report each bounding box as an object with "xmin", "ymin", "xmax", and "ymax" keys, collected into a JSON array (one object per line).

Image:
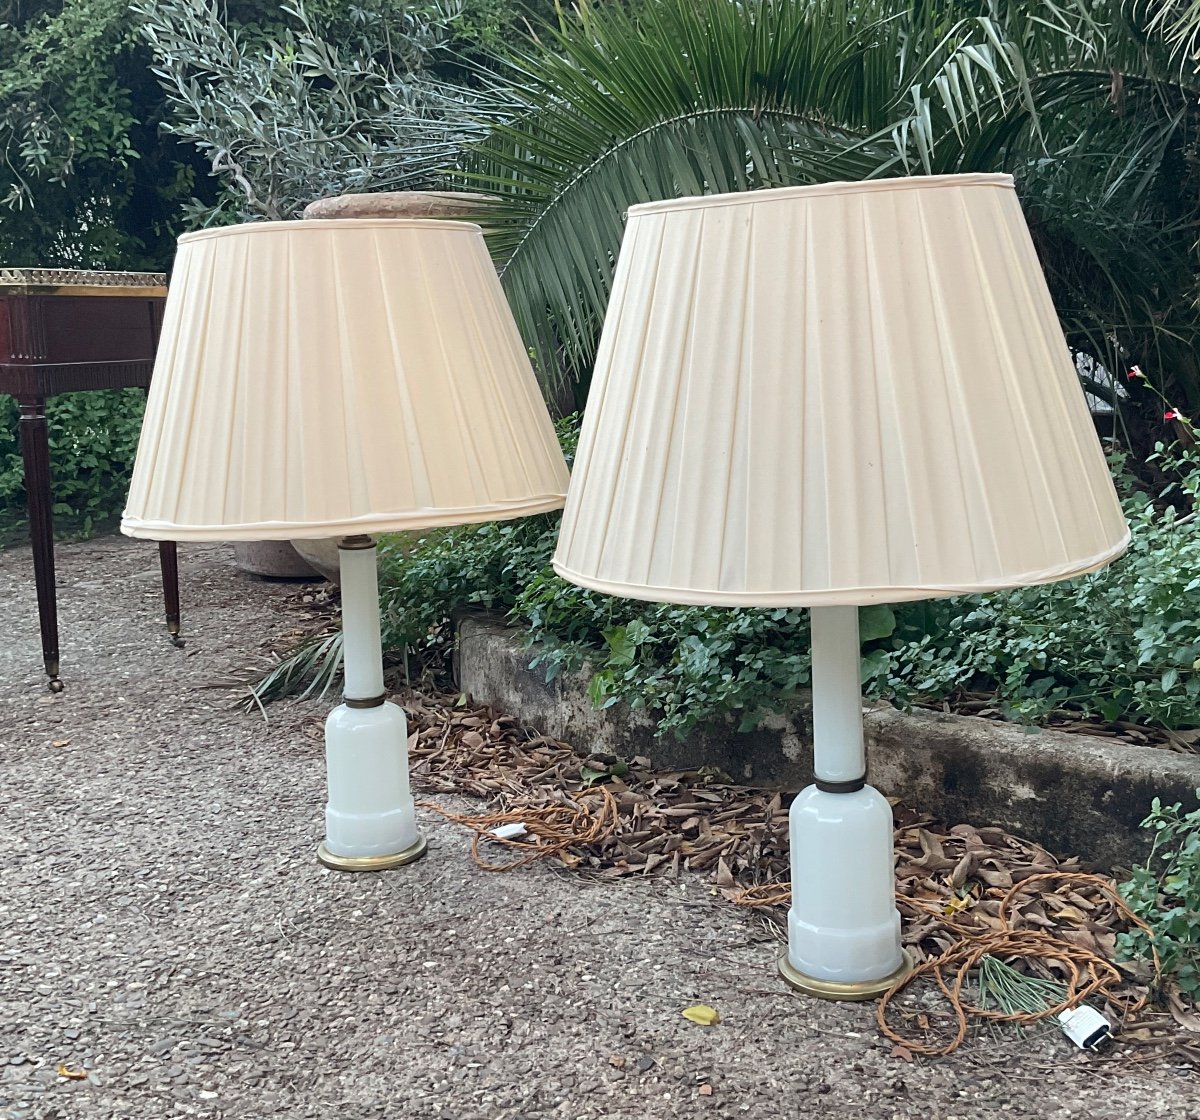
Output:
[{"xmin": 454, "ymin": 614, "xmax": 1200, "ymax": 870}]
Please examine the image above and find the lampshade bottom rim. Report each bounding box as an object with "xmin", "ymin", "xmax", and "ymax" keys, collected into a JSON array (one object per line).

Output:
[
  {"xmin": 120, "ymin": 494, "xmax": 567, "ymax": 542},
  {"xmin": 550, "ymin": 533, "xmax": 1130, "ymax": 607}
]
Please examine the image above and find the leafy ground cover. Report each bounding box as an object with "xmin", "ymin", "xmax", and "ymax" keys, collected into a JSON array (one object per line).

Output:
[
  {"xmin": 378, "ymin": 430, "xmax": 1200, "ymax": 742},
  {"xmin": 0, "ymin": 389, "xmax": 146, "ymax": 540},
  {"xmin": 1119, "ymin": 794, "xmax": 1200, "ymax": 1001}
]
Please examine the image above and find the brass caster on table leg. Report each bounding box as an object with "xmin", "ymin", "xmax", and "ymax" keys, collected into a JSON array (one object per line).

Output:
[
  {"xmin": 316, "ymin": 836, "xmax": 428, "ymax": 872},
  {"xmin": 778, "ymin": 949, "xmax": 914, "ymax": 1002}
]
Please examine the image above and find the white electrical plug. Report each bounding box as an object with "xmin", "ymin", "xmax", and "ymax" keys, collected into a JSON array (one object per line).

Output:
[
  {"xmin": 1057, "ymin": 1005, "xmax": 1112, "ymax": 1050},
  {"xmin": 489, "ymin": 822, "xmax": 529, "ymax": 841}
]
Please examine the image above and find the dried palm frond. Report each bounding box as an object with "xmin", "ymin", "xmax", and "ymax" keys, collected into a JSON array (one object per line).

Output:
[{"xmin": 242, "ymin": 630, "xmax": 343, "ymax": 714}]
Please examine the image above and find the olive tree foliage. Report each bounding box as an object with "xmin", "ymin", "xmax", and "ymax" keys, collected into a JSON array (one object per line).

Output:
[{"xmin": 135, "ymin": 0, "xmax": 497, "ymax": 222}]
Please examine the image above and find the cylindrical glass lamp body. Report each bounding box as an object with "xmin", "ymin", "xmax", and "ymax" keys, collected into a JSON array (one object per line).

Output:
[
  {"xmin": 338, "ymin": 540, "xmax": 386, "ymax": 701},
  {"xmin": 810, "ymin": 605, "xmax": 866, "ymax": 784},
  {"xmin": 787, "ymin": 785, "xmax": 903, "ymax": 983}
]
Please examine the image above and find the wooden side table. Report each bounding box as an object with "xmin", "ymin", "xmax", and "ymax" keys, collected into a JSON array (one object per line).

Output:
[{"xmin": 0, "ymin": 268, "xmax": 182, "ymax": 691}]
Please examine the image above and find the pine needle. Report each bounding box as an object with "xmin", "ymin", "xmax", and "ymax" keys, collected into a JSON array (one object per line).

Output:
[{"xmin": 977, "ymin": 954, "xmax": 1068, "ymax": 1016}]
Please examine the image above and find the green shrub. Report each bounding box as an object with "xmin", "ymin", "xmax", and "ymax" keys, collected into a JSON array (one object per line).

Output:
[
  {"xmin": 865, "ymin": 445, "xmax": 1200, "ymax": 729},
  {"xmin": 376, "ymin": 416, "xmax": 580, "ymax": 664},
  {"xmin": 377, "ymin": 512, "xmax": 564, "ymax": 666},
  {"xmin": 378, "ymin": 439, "xmax": 1200, "ymax": 739},
  {"xmin": 1118, "ymin": 792, "xmax": 1200, "ymax": 1000},
  {"xmin": 0, "ymin": 389, "xmax": 146, "ymax": 537}
]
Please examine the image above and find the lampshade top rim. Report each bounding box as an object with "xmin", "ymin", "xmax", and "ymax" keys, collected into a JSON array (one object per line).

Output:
[
  {"xmin": 627, "ymin": 172, "xmax": 1015, "ymax": 217},
  {"xmin": 178, "ymin": 217, "xmax": 483, "ymax": 244}
]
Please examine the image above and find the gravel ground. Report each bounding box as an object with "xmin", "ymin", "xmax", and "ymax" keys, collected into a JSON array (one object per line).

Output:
[{"xmin": 1, "ymin": 535, "xmax": 1197, "ymax": 1120}]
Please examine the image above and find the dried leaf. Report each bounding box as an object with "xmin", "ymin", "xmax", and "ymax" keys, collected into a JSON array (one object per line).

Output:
[
  {"xmin": 682, "ymin": 1004, "xmax": 721, "ymax": 1027},
  {"xmin": 943, "ymin": 894, "xmax": 972, "ymax": 917},
  {"xmin": 1053, "ymin": 904, "xmax": 1087, "ymax": 924},
  {"xmin": 890, "ymin": 1045, "xmax": 915, "ymax": 1062},
  {"xmin": 915, "ymin": 829, "xmax": 956, "ymax": 871},
  {"xmin": 976, "ymin": 827, "xmax": 1010, "ymax": 845},
  {"xmin": 976, "ymin": 866, "xmax": 1014, "ymax": 889},
  {"xmin": 1123, "ymin": 1027, "xmax": 1156, "ymax": 1042},
  {"xmin": 949, "ymin": 852, "xmax": 974, "ymax": 890},
  {"xmin": 1058, "ymin": 928, "xmax": 1100, "ymax": 953},
  {"xmin": 56, "ymin": 1064, "xmax": 87, "ymax": 1080},
  {"xmin": 1168, "ymin": 990, "xmax": 1200, "ymax": 1033}
]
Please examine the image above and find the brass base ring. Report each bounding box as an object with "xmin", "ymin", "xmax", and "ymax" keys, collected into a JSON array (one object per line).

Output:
[
  {"xmin": 316, "ymin": 835, "xmax": 428, "ymax": 873},
  {"xmin": 778, "ymin": 949, "xmax": 914, "ymax": 1001}
]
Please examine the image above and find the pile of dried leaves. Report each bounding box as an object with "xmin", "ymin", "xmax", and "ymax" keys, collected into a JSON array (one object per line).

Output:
[{"xmin": 385, "ymin": 690, "xmax": 1200, "ymax": 1063}]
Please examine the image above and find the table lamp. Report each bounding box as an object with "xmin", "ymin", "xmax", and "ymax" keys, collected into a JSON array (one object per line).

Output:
[
  {"xmin": 122, "ymin": 219, "xmax": 570, "ymax": 871},
  {"xmin": 552, "ymin": 174, "xmax": 1129, "ymax": 998}
]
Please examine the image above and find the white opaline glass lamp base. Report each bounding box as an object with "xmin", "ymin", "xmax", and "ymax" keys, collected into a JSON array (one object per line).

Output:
[
  {"xmin": 784, "ymin": 784, "xmax": 907, "ymax": 992},
  {"xmin": 781, "ymin": 606, "xmax": 910, "ymax": 998},
  {"xmin": 321, "ymin": 700, "xmax": 423, "ymax": 863},
  {"xmin": 316, "ymin": 538, "xmax": 425, "ymax": 872}
]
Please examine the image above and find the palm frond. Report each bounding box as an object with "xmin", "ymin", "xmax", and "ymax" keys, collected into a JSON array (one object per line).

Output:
[
  {"xmin": 1140, "ymin": 0, "xmax": 1200, "ymax": 69},
  {"xmin": 454, "ymin": 0, "xmax": 1200, "ymax": 423},
  {"xmin": 243, "ymin": 630, "xmax": 344, "ymax": 713},
  {"xmin": 456, "ymin": 0, "xmax": 898, "ymax": 396}
]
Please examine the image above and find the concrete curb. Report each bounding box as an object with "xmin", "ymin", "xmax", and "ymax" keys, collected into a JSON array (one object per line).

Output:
[{"xmin": 455, "ymin": 614, "xmax": 1200, "ymax": 869}]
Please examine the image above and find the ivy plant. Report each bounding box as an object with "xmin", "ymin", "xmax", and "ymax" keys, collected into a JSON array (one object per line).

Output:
[
  {"xmin": 0, "ymin": 390, "xmax": 146, "ymax": 538},
  {"xmin": 1118, "ymin": 793, "xmax": 1200, "ymax": 1000},
  {"xmin": 864, "ymin": 446, "xmax": 1200, "ymax": 729},
  {"xmin": 377, "ymin": 439, "xmax": 1200, "ymax": 741}
]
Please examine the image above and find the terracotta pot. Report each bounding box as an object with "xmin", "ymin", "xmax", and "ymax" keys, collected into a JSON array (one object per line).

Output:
[{"xmin": 302, "ymin": 190, "xmax": 494, "ymax": 221}]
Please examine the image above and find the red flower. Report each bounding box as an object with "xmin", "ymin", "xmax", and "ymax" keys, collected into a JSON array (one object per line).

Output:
[
  {"xmin": 1128, "ymin": 365, "xmax": 1144, "ymax": 380},
  {"xmin": 1164, "ymin": 410, "xmax": 1181, "ymax": 421}
]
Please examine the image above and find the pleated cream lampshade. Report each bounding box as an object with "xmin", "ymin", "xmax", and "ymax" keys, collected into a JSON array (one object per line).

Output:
[
  {"xmin": 122, "ymin": 219, "xmax": 569, "ymax": 541},
  {"xmin": 554, "ymin": 173, "xmax": 1129, "ymax": 606}
]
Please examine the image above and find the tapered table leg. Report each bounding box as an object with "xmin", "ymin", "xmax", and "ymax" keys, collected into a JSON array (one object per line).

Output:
[
  {"xmin": 18, "ymin": 396, "xmax": 62, "ymax": 692},
  {"xmin": 157, "ymin": 540, "xmax": 183, "ymax": 646},
  {"xmin": 140, "ymin": 383, "xmax": 183, "ymax": 647}
]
